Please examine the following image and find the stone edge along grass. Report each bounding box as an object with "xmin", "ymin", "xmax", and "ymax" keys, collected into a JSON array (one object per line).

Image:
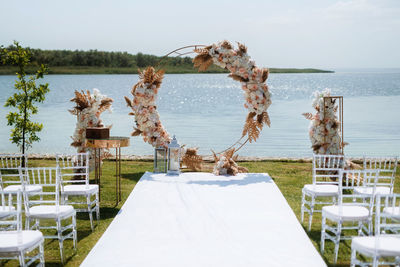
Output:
[{"xmin": 27, "ymin": 153, "xmax": 366, "ymax": 163}]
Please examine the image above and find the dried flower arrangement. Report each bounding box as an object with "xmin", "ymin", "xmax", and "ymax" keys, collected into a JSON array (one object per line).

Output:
[
  {"xmin": 124, "ymin": 67, "xmax": 170, "ymax": 148},
  {"xmin": 212, "ymin": 148, "xmax": 248, "ymax": 176},
  {"xmin": 70, "ymin": 89, "xmax": 113, "ymax": 169},
  {"xmin": 193, "ymin": 41, "xmax": 271, "ymax": 141},
  {"xmin": 193, "ymin": 40, "xmax": 270, "ymax": 174},
  {"xmin": 124, "ymin": 67, "xmax": 204, "ymax": 171},
  {"xmin": 126, "ymin": 40, "xmax": 271, "ymax": 175},
  {"xmin": 181, "ymin": 147, "xmax": 203, "ymax": 171},
  {"xmin": 303, "ymin": 89, "xmax": 347, "ymax": 154}
]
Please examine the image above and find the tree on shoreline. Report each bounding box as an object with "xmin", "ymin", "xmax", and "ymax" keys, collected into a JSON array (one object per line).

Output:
[{"xmin": 1, "ymin": 41, "xmax": 50, "ymax": 164}]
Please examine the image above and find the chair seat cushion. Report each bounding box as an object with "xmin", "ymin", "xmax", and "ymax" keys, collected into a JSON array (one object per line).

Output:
[
  {"xmin": 0, "ymin": 206, "xmax": 15, "ymax": 219},
  {"xmin": 382, "ymin": 207, "xmax": 400, "ymax": 219},
  {"xmin": 353, "ymin": 186, "xmax": 391, "ymax": 195},
  {"xmin": 303, "ymin": 184, "xmax": 339, "ymax": 196},
  {"xmin": 29, "ymin": 205, "xmax": 75, "ymax": 219},
  {"xmin": 4, "ymin": 185, "xmax": 42, "ymax": 193},
  {"xmin": 322, "ymin": 205, "xmax": 370, "ymax": 221},
  {"xmin": 352, "ymin": 235, "xmax": 400, "ymax": 257},
  {"xmin": 62, "ymin": 184, "xmax": 98, "ymax": 195},
  {"xmin": 0, "ymin": 230, "xmax": 43, "ymax": 253}
]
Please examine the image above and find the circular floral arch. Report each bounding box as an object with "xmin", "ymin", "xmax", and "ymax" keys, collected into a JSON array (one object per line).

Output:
[{"xmin": 125, "ymin": 40, "xmax": 272, "ymax": 174}]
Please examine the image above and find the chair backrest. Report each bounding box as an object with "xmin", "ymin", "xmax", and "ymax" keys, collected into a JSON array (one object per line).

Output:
[
  {"xmin": 21, "ymin": 167, "xmax": 60, "ymax": 215},
  {"xmin": 364, "ymin": 157, "xmax": 397, "ymax": 191},
  {"xmin": 0, "ymin": 190, "xmax": 22, "ymax": 231},
  {"xmin": 338, "ymin": 169, "xmax": 379, "ymax": 215},
  {"xmin": 312, "ymin": 154, "xmax": 345, "ymax": 185},
  {"xmin": 375, "ymin": 194, "xmax": 400, "ymax": 235},
  {"xmin": 0, "ymin": 154, "xmax": 27, "ymax": 169},
  {"xmin": 0, "ymin": 154, "xmax": 28, "ymax": 187},
  {"xmin": 56, "ymin": 152, "xmax": 89, "ymax": 185}
]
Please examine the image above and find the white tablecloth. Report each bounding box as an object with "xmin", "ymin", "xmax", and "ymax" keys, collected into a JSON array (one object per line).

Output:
[{"xmin": 82, "ymin": 172, "xmax": 326, "ymax": 267}]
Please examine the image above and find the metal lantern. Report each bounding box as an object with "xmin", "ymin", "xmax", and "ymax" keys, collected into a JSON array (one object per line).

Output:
[
  {"xmin": 154, "ymin": 146, "xmax": 167, "ymax": 173},
  {"xmin": 167, "ymin": 135, "xmax": 180, "ymax": 175}
]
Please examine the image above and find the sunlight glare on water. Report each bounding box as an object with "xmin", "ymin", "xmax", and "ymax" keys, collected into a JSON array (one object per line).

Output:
[{"xmin": 0, "ymin": 71, "xmax": 399, "ymax": 157}]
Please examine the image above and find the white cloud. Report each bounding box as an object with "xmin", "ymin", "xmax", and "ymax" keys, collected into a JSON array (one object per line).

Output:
[{"xmin": 0, "ymin": 0, "xmax": 399, "ymax": 68}]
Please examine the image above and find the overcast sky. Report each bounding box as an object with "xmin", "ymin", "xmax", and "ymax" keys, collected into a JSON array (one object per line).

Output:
[{"xmin": 1, "ymin": 0, "xmax": 399, "ymax": 69}]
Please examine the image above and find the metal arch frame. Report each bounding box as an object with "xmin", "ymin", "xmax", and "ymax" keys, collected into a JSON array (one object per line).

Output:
[
  {"xmin": 151, "ymin": 44, "xmax": 251, "ymax": 156},
  {"xmin": 154, "ymin": 45, "xmax": 207, "ymax": 70},
  {"xmin": 323, "ymin": 96, "xmax": 344, "ymax": 154}
]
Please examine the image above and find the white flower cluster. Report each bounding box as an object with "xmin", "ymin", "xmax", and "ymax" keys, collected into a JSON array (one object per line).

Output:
[
  {"xmin": 208, "ymin": 41, "xmax": 271, "ymax": 115},
  {"xmin": 308, "ymin": 89, "xmax": 342, "ymax": 154},
  {"xmin": 212, "ymin": 153, "xmax": 245, "ymax": 176},
  {"xmin": 132, "ymin": 83, "xmax": 170, "ymax": 148},
  {"xmin": 71, "ymin": 88, "xmax": 112, "ymax": 154},
  {"xmin": 213, "ymin": 156, "xmax": 228, "ymax": 175}
]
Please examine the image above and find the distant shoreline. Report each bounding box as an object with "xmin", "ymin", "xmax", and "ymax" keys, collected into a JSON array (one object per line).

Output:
[
  {"xmin": 0, "ymin": 47, "xmax": 333, "ymax": 74},
  {"xmin": 0, "ymin": 66, "xmax": 334, "ymax": 75}
]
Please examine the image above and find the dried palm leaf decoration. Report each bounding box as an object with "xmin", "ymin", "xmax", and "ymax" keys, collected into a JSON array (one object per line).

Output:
[{"xmin": 181, "ymin": 147, "xmax": 203, "ymax": 171}]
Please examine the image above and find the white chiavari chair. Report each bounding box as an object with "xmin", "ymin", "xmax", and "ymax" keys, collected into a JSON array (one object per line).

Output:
[
  {"xmin": 0, "ymin": 190, "xmax": 19, "ymax": 231},
  {"xmin": 22, "ymin": 167, "xmax": 77, "ymax": 264},
  {"xmin": 0, "ymin": 153, "xmax": 27, "ymax": 169},
  {"xmin": 301, "ymin": 154, "xmax": 345, "ymax": 231},
  {"xmin": 351, "ymin": 194, "xmax": 400, "ymax": 267},
  {"xmin": 0, "ymin": 190, "xmax": 44, "ymax": 266},
  {"xmin": 0, "ymin": 154, "xmax": 41, "ymax": 195},
  {"xmin": 56, "ymin": 152, "xmax": 99, "ymax": 231},
  {"xmin": 321, "ymin": 169, "xmax": 379, "ymax": 264},
  {"xmin": 354, "ymin": 157, "xmax": 398, "ymax": 196}
]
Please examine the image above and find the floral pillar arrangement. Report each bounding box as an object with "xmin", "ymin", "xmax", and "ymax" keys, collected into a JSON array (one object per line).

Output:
[
  {"xmin": 69, "ymin": 89, "xmax": 113, "ymax": 169},
  {"xmin": 303, "ymin": 89, "xmax": 346, "ymax": 154}
]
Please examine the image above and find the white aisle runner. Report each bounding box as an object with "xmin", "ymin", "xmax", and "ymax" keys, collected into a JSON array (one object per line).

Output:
[{"xmin": 82, "ymin": 172, "xmax": 326, "ymax": 267}]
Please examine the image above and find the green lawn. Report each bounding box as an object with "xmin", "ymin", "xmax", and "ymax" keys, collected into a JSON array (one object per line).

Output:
[{"xmin": 2, "ymin": 160, "xmax": 399, "ymax": 266}]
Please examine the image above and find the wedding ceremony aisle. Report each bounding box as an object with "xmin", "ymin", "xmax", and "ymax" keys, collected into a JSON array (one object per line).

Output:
[{"xmin": 82, "ymin": 172, "xmax": 326, "ymax": 267}]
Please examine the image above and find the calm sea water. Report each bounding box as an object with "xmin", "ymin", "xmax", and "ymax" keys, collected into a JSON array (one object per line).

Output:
[{"xmin": 0, "ymin": 70, "xmax": 399, "ymax": 157}]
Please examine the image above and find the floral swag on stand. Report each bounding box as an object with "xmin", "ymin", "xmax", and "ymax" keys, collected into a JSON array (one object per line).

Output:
[
  {"xmin": 70, "ymin": 89, "xmax": 113, "ymax": 170},
  {"xmin": 303, "ymin": 89, "xmax": 346, "ymax": 155},
  {"xmin": 125, "ymin": 40, "xmax": 272, "ymax": 175}
]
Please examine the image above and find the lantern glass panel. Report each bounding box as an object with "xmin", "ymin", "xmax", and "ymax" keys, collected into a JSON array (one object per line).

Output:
[
  {"xmin": 154, "ymin": 147, "xmax": 167, "ymax": 173},
  {"xmin": 168, "ymin": 148, "xmax": 180, "ymax": 172},
  {"xmin": 167, "ymin": 135, "xmax": 180, "ymax": 175}
]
